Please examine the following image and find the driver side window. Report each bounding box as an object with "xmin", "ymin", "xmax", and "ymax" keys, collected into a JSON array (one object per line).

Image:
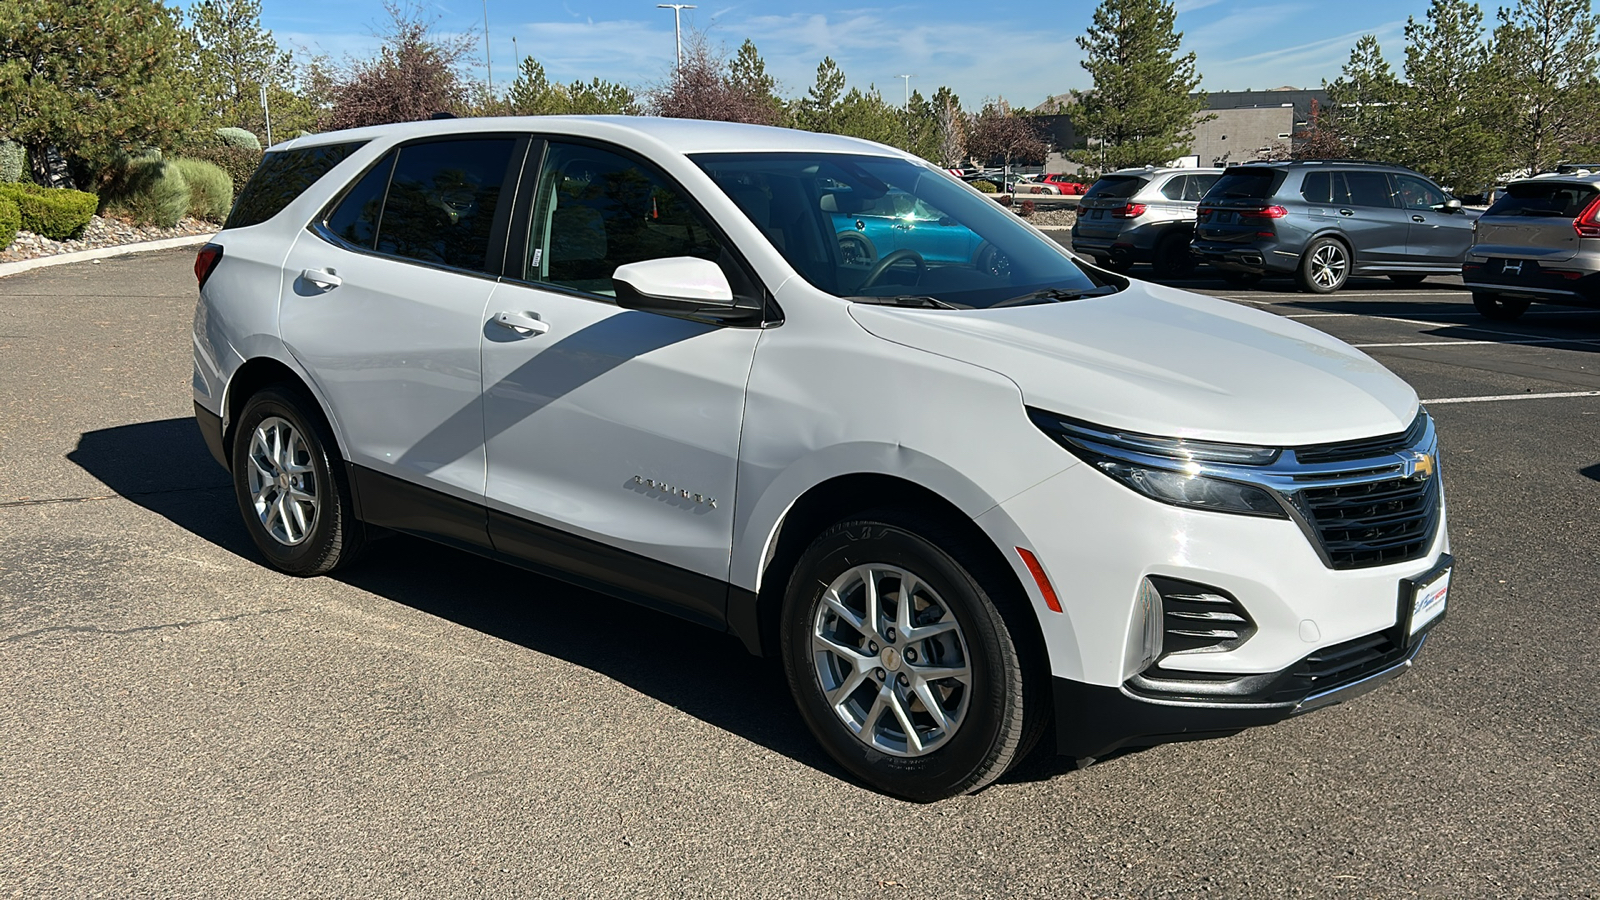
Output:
[
  {"xmin": 1394, "ymin": 174, "xmax": 1448, "ymax": 210},
  {"xmin": 526, "ymin": 142, "xmax": 724, "ymax": 297}
]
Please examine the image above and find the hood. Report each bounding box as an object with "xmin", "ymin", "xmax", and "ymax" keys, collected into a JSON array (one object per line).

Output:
[{"xmin": 848, "ymin": 283, "xmax": 1418, "ymax": 446}]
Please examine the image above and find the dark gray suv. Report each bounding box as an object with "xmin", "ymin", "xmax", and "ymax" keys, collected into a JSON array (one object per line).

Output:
[{"xmin": 1191, "ymin": 161, "xmax": 1478, "ymax": 293}]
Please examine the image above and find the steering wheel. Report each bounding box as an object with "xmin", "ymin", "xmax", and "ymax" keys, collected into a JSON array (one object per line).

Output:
[{"xmin": 859, "ymin": 249, "xmax": 927, "ymax": 289}]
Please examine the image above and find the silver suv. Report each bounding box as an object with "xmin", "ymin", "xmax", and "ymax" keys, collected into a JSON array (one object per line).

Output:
[
  {"xmin": 1463, "ymin": 172, "xmax": 1600, "ymax": 320},
  {"xmin": 1071, "ymin": 167, "xmax": 1222, "ymax": 276}
]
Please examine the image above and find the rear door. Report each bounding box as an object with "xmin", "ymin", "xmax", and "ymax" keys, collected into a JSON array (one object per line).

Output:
[
  {"xmin": 1395, "ymin": 173, "xmax": 1474, "ymax": 264},
  {"xmin": 279, "ymin": 136, "xmax": 524, "ymax": 542},
  {"xmin": 1332, "ymin": 170, "xmax": 1410, "ymax": 264}
]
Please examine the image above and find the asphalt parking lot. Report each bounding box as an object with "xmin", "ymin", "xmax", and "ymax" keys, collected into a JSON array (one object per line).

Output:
[{"xmin": 2, "ymin": 249, "xmax": 1597, "ymax": 898}]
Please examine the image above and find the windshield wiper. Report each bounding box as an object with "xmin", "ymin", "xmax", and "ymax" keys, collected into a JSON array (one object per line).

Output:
[
  {"xmin": 989, "ymin": 285, "xmax": 1120, "ymax": 308},
  {"xmin": 847, "ymin": 295, "xmax": 961, "ymax": 309}
]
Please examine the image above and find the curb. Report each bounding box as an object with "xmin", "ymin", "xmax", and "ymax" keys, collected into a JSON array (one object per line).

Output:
[{"xmin": 0, "ymin": 233, "xmax": 217, "ymax": 280}]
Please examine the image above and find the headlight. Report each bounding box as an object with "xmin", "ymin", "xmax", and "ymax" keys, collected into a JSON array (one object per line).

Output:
[{"xmin": 1029, "ymin": 410, "xmax": 1289, "ymax": 518}]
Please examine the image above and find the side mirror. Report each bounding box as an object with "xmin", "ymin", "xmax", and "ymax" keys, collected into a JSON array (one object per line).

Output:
[
  {"xmin": 1442, "ymin": 198, "xmax": 1463, "ymax": 212},
  {"xmin": 612, "ymin": 257, "xmax": 759, "ymax": 326}
]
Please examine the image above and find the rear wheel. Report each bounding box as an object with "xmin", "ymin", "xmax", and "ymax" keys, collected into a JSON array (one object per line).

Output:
[
  {"xmin": 231, "ymin": 385, "xmax": 365, "ymax": 576},
  {"xmin": 1388, "ymin": 273, "xmax": 1428, "ymax": 287},
  {"xmin": 1472, "ymin": 291, "xmax": 1531, "ymax": 321},
  {"xmin": 1297, "ymin": 237, "xmax": 1350, "ymax": 293},
  {"xmin": 780, "ymin": 513, "xmax": 1041, "ymax": 802},
  {"xmin": 1152, "ymin": 232, "xmax": 1197, "ymax": 278}
]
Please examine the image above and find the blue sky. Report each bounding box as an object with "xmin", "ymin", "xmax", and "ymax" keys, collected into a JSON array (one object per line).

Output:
[{"xmin": 201, "ymin": 0, "xmax": 1435, "ymax": 109}]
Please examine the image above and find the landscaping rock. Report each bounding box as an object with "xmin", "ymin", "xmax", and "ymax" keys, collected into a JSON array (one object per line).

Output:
[{"xmin": 0, "ymin": 214, "xmax": 216, "ymax": 263}]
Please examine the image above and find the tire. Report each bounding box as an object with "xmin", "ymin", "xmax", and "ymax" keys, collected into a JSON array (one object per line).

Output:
[
  {"xmin": 1152, "ymin": 232, "xmax": 1196, "ymax": 278},
  {"xmin": 1297, "ymin": 237, "xmax": 1350, "ymax": 293},
  {"xmin": 231, "ymin": 385, "xmax": 365, "ymax": 576},
  {"xmin": 1472, "ymin": 291, "xmax": 1531, "ymax": 321},
  {"xmin": 1220, "ymin": 269, "xmax": 1263, "ymax": 287},
  {"xmin": 780, "ymin": 512, "xmax": 1042, "ymax": 802},
  {"xmin": 1102, "ymin": 257, "xmax": 1134, "ymax": 274},
  {"xmin": 1388, "ymin": 273, "xmax": 1427, "ymax": 287}
]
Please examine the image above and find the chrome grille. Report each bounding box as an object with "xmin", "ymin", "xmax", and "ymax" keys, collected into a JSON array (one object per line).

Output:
[
  {"xmin": 1293, "ymin": 412, "xmax": 1428, "ymax": 465},
  {"xmin": 1296, "ymin": 473, "xmax": 1442, "ymax": 569}
]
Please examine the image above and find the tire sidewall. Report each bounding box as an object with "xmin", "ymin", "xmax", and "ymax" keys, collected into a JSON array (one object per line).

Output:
[
  {"xmin": 230, "ymin": 388, "xmax": 344, "ymax": 575},
  {"xmin": 780, "ymin": 520, "xmax": 1016, "ymax": 802},
  {"xmin": 1299, "ymin": 237, "xmax": 1349, "ymax": 293}
]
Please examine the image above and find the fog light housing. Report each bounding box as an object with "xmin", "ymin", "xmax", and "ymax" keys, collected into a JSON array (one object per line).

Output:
[{"xmin": 1122, "ymin": 577, "xmax": 1165, "ymax": 681}]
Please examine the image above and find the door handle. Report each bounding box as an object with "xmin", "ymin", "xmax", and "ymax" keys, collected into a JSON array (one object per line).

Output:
[
  {"xmin": 301, "ymin": 268, "xmax": 341, "ymax": 289},
  {"xmin": 1338, "ymin": 209, "xmax": 1354, "ymax": 216},
  {"xmin": 492, "ymin": 310, "xmax": 549, "ymax": 336},
  {"xmin": 1412, "ymin": 215, "xmax": 1427, "ymax": 223}
]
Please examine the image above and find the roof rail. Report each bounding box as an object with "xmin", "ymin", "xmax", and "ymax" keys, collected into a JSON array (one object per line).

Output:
[{"xmin": 1236, "ymin": 158, "xmax": 1422, "ymax": 174}]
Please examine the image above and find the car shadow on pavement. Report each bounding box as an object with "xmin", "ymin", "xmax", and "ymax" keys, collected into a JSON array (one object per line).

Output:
[
  {"xmin": 69, "ymin": 417, "xmax": 841, "ymax": 783},
  {"xmin": 1581, "ymin": 463, "xmax": 1600, "ymax": 483}
]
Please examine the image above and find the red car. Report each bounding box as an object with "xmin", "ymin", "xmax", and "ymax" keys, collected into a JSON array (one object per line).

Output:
[{"xmin": 1039, "ymin": 173, "xmax": 1088, "ymax": 195}]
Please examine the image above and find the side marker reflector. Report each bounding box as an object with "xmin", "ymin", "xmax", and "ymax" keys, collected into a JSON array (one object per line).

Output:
[{"xmin": 1016, "ymin": 547, "xmax": 1063, "ymax": 613}]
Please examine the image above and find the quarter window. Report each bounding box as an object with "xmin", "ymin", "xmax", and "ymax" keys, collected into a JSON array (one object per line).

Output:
[
  {"xmin": 526, "ymin": 142, "xmax": 724, "ymax": 296},
  {"xmin": 325, "ymin": 152, "xmax": 395, "ymax": 250},
  {"xmin": 1159, "ymin": 176, "xmax": 1189, "ymax": 201},
  {"xmin": 375, "ymin": 138, "xmax": 517, "ymax": 271}
]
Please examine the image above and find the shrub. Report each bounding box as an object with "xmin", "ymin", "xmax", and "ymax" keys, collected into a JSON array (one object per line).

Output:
[
  {"xmin": 0, "ymin": 183, "xmax": 98, "ymax": 239},
  {"xmin": 0, "ymin": 196, "xmax": 19, "ymax": 249},
  {"xmin": 187, "ymin": 144, "xmax": 262, "ymax": 195},
  {"xmin": 997, "ymin": 194, "xmax": 1014, "ymax": 207},
  {"xmin": 972, "ymin": 179, "xmax": 997, "ymax": 194},
  {"xmin": 1020, "ymin": 199, "xmax": 1036, "ymax": 217},
  {"xmin": 215, "ymin": 127, "xmax": 262, "ymax": 151},
  {"xmin": 0, "ymin": 141, "xmax": 26, "ymax": 183},
  {"xmin": 103, "ymin": 159, "xmax": 190, "ymax": 227},
  {"xmin": 171, "ymin": 157, "xmax": 233, "ymax": 222}
]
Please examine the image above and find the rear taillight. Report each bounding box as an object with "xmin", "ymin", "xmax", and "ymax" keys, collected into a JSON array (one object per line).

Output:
[
  {"xmin": 1241, "ymin": 205, "xmax": 1289, "ymax": 221},
  {"xmin": 195, "ymin": 243, "xmax": 224, "ymax": 289},
  {"xmin": 1196, "ymin": 207, "xmax": 1212, "ymax": 221},
  {"xmin": 1112, "ymin": 203, "xmax": 1147, "ymax": 219},
  {"xmin": 1574, "ymin": 196, "xmax": 1600, "ymax": 237}
]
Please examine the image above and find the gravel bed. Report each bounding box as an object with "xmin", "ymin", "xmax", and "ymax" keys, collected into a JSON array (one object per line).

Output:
[
  {"xmin": 1019, "ymin": 207, "xmax": 1077, "ymax": 227},
  {"xmin": 1, "ymin": 215, "xmax": 218, "ymax": 263}
]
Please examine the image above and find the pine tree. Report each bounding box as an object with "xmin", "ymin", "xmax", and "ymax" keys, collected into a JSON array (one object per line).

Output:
[
  {"xmin": 1401, "ymin": 0, "xmax": 1507, "ymax": 192},
  {"xmin": 1325, "ymin": 35, "xmax": 1404, "ymax": 160},
  {"xmin": 795, "ymin": 57, "xmax": 847, "ymax": 133},
  {"xmin": 1491, "ymin": 0, "xmax": 1600, "ymax": 175},
  {"xmin": 0, "ymin": 0, "xmax": 202, "ymax": 179},
  {"xmin": 727, "ymin": 40, "xmax": 785, "ymax": 125},
  {"xmin": 188, "ymin": 0, "xmax": 294, "ymax": 138},
  {"xmin": 1069, "ymin": 0, "xmax": 1207, "ymax": 171}
]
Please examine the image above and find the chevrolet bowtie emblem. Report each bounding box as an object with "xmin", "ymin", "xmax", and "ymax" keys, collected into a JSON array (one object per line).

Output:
[{"xmin": 1402, "ymin": 450, "xmax": 1436, "ymax": 481}]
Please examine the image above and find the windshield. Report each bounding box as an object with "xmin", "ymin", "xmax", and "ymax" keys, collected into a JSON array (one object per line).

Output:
[
  {"xmin": 1487, "ymin": 181, "xmax": 1600, "ymax": 218},
  {"xmin": 694, "ymin": 152, "xmax": 1106, "ymax": 309}
]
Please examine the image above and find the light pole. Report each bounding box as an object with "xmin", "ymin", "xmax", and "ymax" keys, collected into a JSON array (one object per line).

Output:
[
  {"xmin": 259, "ymin": 81, "xmax": 272, "ymax": 147},
  {"xmin": 482, "ymin": 0, "xmax": 493, "ymax": 98},
  {"xmin": 897, "ymin": 74, "xmax": 915, "ymax": 109},
  {"xmin": 657, "ymin": 4, "xmax": 696, "ymax": 71}
]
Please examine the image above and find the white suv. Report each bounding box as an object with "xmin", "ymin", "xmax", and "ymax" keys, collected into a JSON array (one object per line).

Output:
[{"xmin": 192, "ymin": 117, "xmax": 1451, "ymax": 801}]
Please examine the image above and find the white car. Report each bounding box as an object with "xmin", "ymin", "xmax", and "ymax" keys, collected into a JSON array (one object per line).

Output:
[{"xmin": 192, "ymin": 116, "xmax": 1451, "ymax": 801}]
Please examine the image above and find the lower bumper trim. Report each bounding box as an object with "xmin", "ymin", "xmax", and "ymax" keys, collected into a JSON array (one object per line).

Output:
[{"xmin": 194, "ymin": 401, "xmax": 228, "ymax": 471}]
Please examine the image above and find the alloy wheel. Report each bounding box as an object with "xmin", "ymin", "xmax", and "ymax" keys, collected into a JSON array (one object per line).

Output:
[
  {"xmin": 1309, "ymin": 243, "xmax": 1347, "ymax": 289},
  {"xmin": 811, "ymin": 563, "xmax": 972, "ymax": 757},
  {"xmin": 245, "ymin": 416, "xmax": 320, "ymax": 546}
]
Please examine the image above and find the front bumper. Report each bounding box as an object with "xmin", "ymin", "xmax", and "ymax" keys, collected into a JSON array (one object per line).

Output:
[{"xmin": 1052, "ymin": 631, "xmax": 1429, "ymax": 758}]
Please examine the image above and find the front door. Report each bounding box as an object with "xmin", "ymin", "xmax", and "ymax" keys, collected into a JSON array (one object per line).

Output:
[
  {"xmin": 1394, "ymin": 173, "xmax": 1474, "ymax": 265},
  {"xmin": 481, "ymin": 140, "xmax": 762, "ymax": 624},
  {"xmin": 1333, "ymin": 170, "xmax": 1412, "ymax": 265},
  {"xmin": 279, "ymin": 137, "xmax": 522, "ymax": 543}
]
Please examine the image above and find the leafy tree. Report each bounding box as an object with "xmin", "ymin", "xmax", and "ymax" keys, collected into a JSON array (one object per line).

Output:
[
  {"xmin": 1069, "ymin": 0, "xmax": 1207, "ymax": 171},
  {"xmin": 650, "ymin": 36, "xmax": 776, "ymax": 124},
  {"xmin": 1292, "ymin": 98, "xmax": 1351, "ymax": 159},
  {"xmin": 1401, "ymin": 0, "xmax": 1506, "ymax": 192},
  {"xmin": 321, "ymin": 0, "xmax": 475, "ymax": 130},
  {"xmin": 1491, "ymin": 0, "xmax": 1600, "ymax": 175},
  {"xmin": 0, "ymin": 0, "xmax": 202, "ymax": 181},
  {"xmin": 509, "ymin": 58, "xmax": 638, "ymax": 116},
  {"xmin": 967, "ymin": 100, "xmax": 1047, "ymax": 170},
  {"xmin": 1324, "ymin": 35, "xmax": 1404, "ymax": 160}
]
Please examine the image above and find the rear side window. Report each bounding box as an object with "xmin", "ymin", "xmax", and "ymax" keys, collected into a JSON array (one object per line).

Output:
[
  {"xmin": 325, "ymin": 153, "xmax": 396, "ymax": 250},
  {"xmin": 1161, "ymin": 174, "xmax": 1218, "ymax": 201},
  {"xmin": 1159, "ymin": 176, "xmax": 1188, "ymax": 201},
  {"xmin": 1343, "ymin": 171, "xmax": 1396, "ymax": 208},
  {"xmin": 1204, "ymin": 168, "xmax": 1285, "ymax": 201},
  {"xmin": 375, "ymin": 138, "xmax": 517, "ymax": 271},
  {"xmin": 1487, "ymin": 181, "xmax": 1600, "ymax": 217},
  {"xmin": 1084, "ymin": 176, "xmax": 1147, "ymax": 199},
  {"xmin": 225, "ymin": 141, "xmax": 366, "ymax": 229}
]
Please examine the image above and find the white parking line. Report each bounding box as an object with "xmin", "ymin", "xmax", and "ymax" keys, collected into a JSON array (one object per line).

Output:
[
  {"xmin": 1354, "ymin": 337, "xmax": 1600, "ymax": 347},
  {"xmin": 1286, "ymin": 309, "xmax": 1593, "ymax": 319},
  {"xmin": 1422, "ymin": 390, "xmax": 1600, "ymax": 404}
]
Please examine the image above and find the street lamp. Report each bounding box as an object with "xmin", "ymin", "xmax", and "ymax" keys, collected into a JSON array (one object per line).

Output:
[
  {"xmin": 657, "ymin": 4, "xmax": 696, "ymax": 71},
  {"xmin": 897, "ymin": 74, "xmax": 915, "ymax": 109}
]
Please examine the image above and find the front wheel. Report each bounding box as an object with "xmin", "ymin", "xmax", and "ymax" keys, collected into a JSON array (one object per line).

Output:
[
  {"xmin": 1297, "ymin": 237, "xmax": 1350, "ymax": 293},
  {"xmin": 780, "ymin": 514, "xmax": 1039, "ymax": 801},
  {"xmin": 1473, "ymin": 291, "xmax": 1530, "ymax": 321},
  {"xmin": 231, "ymin": 385, "xmax": 365, "ymax": 576}
]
